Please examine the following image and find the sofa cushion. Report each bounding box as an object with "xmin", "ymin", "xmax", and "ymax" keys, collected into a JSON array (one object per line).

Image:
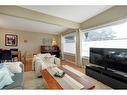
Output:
[
  {"xmin": 44, "ymin": 55, "xmax": 56, "ymax": 64},
  {"xmin": 3, "ymin": 73, "xmax": 23, "ymax": 89},
  {"xmin": 5, "ymin": 62, "xmax": 22, "ymax": 73},
  {"xmin": 0, "ymin": 66, "xmax": 14, "ymax": 89},
  {"xmin": 36, "ymin": 53, "xmax": 51, "ymax": 59},
  {"xmin": 1, "ymin": 63, "xmax": 14, "ymax": 77},
  {"xmin": 0, "ymin": 63, "xmax": 4, "ymax": 69}
]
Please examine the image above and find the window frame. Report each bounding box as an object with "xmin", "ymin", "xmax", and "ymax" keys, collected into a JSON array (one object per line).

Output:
[{"xmin": 63, "ymin": 32, "xmax": 76, "ymax": 54}]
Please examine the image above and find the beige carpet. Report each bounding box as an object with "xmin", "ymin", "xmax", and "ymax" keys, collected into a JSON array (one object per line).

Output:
[{"xmin": 24, "ymin": 71, "xmax": 47, "ymax": 89}]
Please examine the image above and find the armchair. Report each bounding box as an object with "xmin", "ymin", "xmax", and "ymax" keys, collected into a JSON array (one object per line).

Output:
[{"xmin": 32, "ymin": 53, "xmax": 61, "ymax": 77}]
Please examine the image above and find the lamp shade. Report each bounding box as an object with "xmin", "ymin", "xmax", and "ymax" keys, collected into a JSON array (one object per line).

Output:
[{"xmin": 52, "ymin": 40, "xmax": 57, "ymax": 46}]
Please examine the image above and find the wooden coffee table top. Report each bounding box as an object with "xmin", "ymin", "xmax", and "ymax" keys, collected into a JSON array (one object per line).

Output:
[{"xmin": 42, "ymin": 65, "xmax": 95, "ymax": 90}]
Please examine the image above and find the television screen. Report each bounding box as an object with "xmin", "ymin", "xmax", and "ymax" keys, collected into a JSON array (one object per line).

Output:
[
  {"xmin": 90, "ymin": 48, "xmax": 105, "ymax": 67},
  {"xmin": 90, "ymin": 48, "xmax": 127, "ymax": 73},
  {"xmin": 104, "ymin": 48, "xmax": 127, "ymax": 73}
]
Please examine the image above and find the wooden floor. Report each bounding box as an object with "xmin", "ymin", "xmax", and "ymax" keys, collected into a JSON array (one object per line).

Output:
[
  {"xmin": 24, "ymin": 57, "xmax": 84, "ymax": 73},
  {"xmin": 61, "ymin": 60, "xmax": 85, "ymax": 73}
]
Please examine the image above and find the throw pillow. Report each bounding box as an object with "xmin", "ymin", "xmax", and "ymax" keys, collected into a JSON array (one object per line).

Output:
[
  {"xmin": 44, "ymin": 55, "xmax": 55, "ymax": 64},
  {"xmin": 5, "ymin": 62, "xmax": 22, "ymax": 73},
  {"xmin": 50, "ymin": 55, "xmax": 56, "ymax": 64},
  {"xmin": 35, "ymin": 59, "xmax": 47, "ymax": 70},
  {"xmin": 36, "ymin": 53, "xmax": 51, "ymax": 59},
  {"xmin": 0, "ymin": 66, "xmax": 14, "ymax": 89},
  {"xmin": 0, "ymin": 63, "xmax": 4, "ymax": 69},
  {"xmin": 0, "ymin": 63, "xmax": 14, "ymax": 77}
]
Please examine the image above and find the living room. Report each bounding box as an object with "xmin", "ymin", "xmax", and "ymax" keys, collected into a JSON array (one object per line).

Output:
[{"xmin": 0, "ymin": 5, "xmax": 127, "ymax": 90}]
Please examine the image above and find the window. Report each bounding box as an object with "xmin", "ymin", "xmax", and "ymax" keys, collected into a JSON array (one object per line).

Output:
[
  {"xmin": 65, "ymin": 36, "xmax": 75, "ymax": 43},
  {"xmin": 81, "ymin": 21, "xmax": 127, "ymax": 57},
  {"xmin": 63, "ymin": 33, "xmax": 76, "ymax": 54}
]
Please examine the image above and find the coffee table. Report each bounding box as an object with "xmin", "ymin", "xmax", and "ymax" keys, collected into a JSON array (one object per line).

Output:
[{"xmin": 42, "ymin": 65, "xmax": 95, "ymax": 89}]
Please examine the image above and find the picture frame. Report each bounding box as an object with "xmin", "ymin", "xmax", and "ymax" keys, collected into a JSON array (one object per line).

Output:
[
  {"xmin": 5, "ymin": 34, "xmax": 18, "ymax": 46},
  {"xmin": 42, "ymin": 38, "xmax": 52, "ymax": 45}
]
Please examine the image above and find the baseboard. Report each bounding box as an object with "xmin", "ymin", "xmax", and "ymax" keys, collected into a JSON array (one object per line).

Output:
[{"xmin": 64, "ymin": 59, "xmax": 75, "ymax": 64}]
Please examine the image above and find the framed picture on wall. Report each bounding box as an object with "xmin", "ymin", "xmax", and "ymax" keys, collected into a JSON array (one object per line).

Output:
[
  {"xmin": 42, "ymin": 38, "xmax": 52, "ymax": 45},
  {"xmin": 5, "ymin": 34, "xmax": 18, "ymax": 46}
]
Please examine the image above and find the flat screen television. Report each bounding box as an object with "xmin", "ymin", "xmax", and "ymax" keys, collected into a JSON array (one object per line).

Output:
[
  {"xmin": 90, "ymin": 48, "xmax": 105, "ymax": 67},
  {"xmin": 90, "ymin": 48, "xmax": 127, "ymax": 73}
]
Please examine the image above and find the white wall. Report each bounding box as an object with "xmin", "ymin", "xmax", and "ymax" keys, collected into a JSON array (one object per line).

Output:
[{"xmin": 0, "ymin": 28, "xmax": 58, "ymax": 56}]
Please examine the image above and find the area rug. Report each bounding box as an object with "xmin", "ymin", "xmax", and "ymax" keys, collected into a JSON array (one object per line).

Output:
[
  {"xmin": 24, "ymin": 71, "xmax": 47, "ymax": 89},
  {"xmin": 62, "ymin": 65, "xmax": 111, "ymax": 89},
  {"xmin": 24, "ymin": 66, "xmax": 111, "ymax": 89}
]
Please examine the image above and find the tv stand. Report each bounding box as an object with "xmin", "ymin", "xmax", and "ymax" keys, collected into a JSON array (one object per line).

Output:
[{"xmin": 86, "ymin": 64, "xmax": 127, "ymax": 89}]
